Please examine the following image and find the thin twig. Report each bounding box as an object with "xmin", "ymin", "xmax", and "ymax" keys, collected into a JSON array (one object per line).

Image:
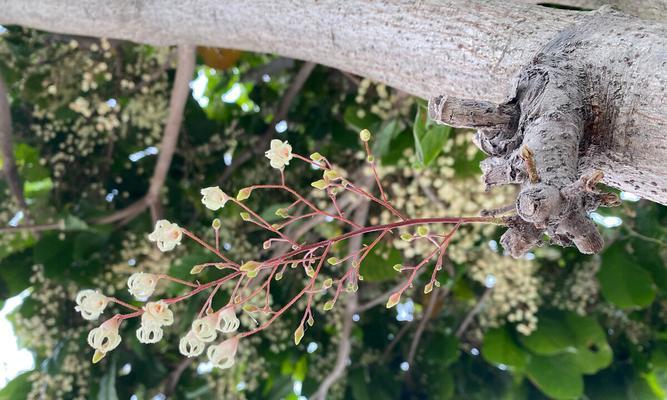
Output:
[
  {"xmin": 218, "ymin": 61, "xmax": 316, "ymax": 184},
  {"xmin": 406, "ymin": 288, "xmax": 444, "ymax": 366},
  {"xmin": 163, "ymin": 358, "xmax": 194, "ymax": 398},
  {"xmin": 455, "ymin": 288, "xmax": 492, "ymax": 338},
  {"xmin": 311, "ymin": 199, "xmax": 370, "ymax": 400},
  {"xmin": 0, "ymin": 72, "xmax": 31, "ymax": 224},
  {"xmin": 95, "ymin": 45, "xmax": 196, "ymax": 225}
]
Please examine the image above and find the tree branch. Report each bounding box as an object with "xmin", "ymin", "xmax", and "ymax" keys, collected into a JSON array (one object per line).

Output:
[
  {"xmin": 455, "ymin": 288, "xmax": 492, "ymax": 338},
  {"xmin": 0, "ymin": 72, "xmax": 31, "ymax": 224},
  {"xmin": 218, "ymin": 61, "xmax": 316, "ymax": 184},
  {"xmin": 406, "ymin": 288, "xmax": 443, "ymax": 366},
  {"xmin": 311, "ymin": 199, "xmax": 370, "ymax": 400},
  {"xmin": 95, "ymin": 45, "xmax": 195, "ymax": 225}
]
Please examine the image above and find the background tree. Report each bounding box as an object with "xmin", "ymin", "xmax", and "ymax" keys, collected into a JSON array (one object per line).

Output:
[{"xmin": 0, "ymin": 2, "xmax": 665, "ymax": 400}]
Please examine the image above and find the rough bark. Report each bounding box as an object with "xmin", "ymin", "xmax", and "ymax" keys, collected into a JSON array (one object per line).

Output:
[
  {"xmin": 430, "ymin": 6, "xmax": 665, "ymax": 256},
  {"xmin": 525, "ymin": 0, "xmax": 667, "ymax": 20},
  {"xmin": 1, "ymin": 1, "xmax": 666, "ymax": 254}
]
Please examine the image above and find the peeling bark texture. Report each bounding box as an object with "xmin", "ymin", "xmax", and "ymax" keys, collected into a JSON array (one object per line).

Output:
[
  {"xmin": 430, "ymin": 6, "xmax": 665, "ymax": 257},
  {"xmin": 525, "ymin": 0, "xmax": 667, "ymax": 21},
  {"xmin": 1, "ymin": 1, "xmax": 666, "ymax": 252}
]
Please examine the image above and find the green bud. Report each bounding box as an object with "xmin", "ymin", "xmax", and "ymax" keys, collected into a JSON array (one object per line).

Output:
[
  {"xmin": 240, "ymin": 212, "xmax": 251, "ymax": 221},
  {"xmin": 327, "ymin": 257, "xmax": 341, "ymax": 265},
  {"xmin": 310, "ymin": 152, "xmax": 323, "ymax": 161},
  {"xmin": 417, "ymin": 226, "xmax": 430, "ymax": 237},
  {"xmin": 386, "ymin": 292, "xmax": 401, "ymax": 308},
  {"xmin": 236, "ymin": 187, "xmax": 252, "ymax": 201},
  {"xmin": 323, "ymin": 300, "xmax": 335, "ymax": 311},
  {"xmin": 424, "ymin": 282, "xmax": 434, "ymax": 294},
  {"xmin": 400, "ymin": 233, "xmax": 412, "ymax": 241},
  {"xmin": 294, "ymin": 325, "xmax": 304, "ymax": 345},
  {"xmin": 323, "ymin": 278, "xmax": 333, "ymax": 288},
  {"xmin": 212, "ymin": 218, "xmax": 221, "ymax": 230},
  {"xmin": 323, "ymin": 169, "xmax": 340, "ymax": 181},
  {"xmin": 311, "ymin": 179, "xmax": 328, "ymax": 190},
  {"xmin": 392, "ymin": 264, "xmax": 402, "ymax": 272}
]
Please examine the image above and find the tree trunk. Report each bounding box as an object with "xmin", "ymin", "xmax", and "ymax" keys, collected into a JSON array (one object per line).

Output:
[{"xmin": 1, "ymin": 0, "xmax": 665, "ymax": 252}]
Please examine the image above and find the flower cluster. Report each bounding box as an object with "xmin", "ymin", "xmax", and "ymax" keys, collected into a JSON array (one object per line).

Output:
[
  {"xmin": 76, "ymin": 269, "xmax": 242, "ymax": 368},
  {"xmin": 73, "ymin": 135, "xmax": 500, "ymax": 374}
]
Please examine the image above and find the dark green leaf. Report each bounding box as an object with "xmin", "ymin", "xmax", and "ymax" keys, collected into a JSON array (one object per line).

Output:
[
  {"xmin": 483, "ymin": 326, "xmax": 529, "ymax": 371},
  {"xmin": 526, "ymin": 354, "xmax": 583, "ymax": 400},
  {"xmin": 598, "ymin": 243, "xmax": 656, "ymax": 308}
]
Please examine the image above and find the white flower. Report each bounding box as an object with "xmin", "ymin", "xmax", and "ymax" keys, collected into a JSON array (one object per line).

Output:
[
  {"xmin": 218, "ymin": 308, "xmax": 240, "ymax": 333},
  {"xmin": 264, "ymin": 139, "xmax": 293, "ymax": 170},
  {"xmin": 136, "ymin": 324, "xmax": 164, "ymax": 344},
  {"xmin": 88, "ymin": 319, "xmax": 121, "ymax": 356},
  {"xmin": 75, "ymin": 289, "xmax": 109, "ymax": 320},
  {"xmin": 179, "ymin": 331, "xmax": 205, "ymax": 357},
  {"xmin": 141, "ymin": 301, "xmax": 174, "ymax": 327},
  {"xmin": 207, "ymin": 337, "xmax": 239, "ymax": 369},
  {"xmin": 127, "ymin": 272, "xmax": 158, "ymax": 299},
  {"xmin": 148, "ymin": 219, "xmax": 182, "ymax": 252},
  {"xmin": 200, "ymin": 186, "xmax": 229, "ymax": 211},
  {"xmin": 191, "ymin": 313, "xmax": 220, "ymax": 343}
]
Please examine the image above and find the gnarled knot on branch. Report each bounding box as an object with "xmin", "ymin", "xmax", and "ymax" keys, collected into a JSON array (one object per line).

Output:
[
  {"xmin": 426, "ymin": 7, "xmax": 639, "ymax": 258},
  {"xmin": 428, "ymin": 72, "xmax": 621, "ymax": 258}
]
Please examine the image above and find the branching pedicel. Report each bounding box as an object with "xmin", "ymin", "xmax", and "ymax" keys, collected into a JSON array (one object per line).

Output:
[{"xmin": 74, "ymin": 130, "xmax": 500, "ymax": 368}]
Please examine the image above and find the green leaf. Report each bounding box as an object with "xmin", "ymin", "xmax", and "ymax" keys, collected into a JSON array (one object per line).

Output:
[
  {"xmin": 412, "ymin": 105, "xmax": 451, "ymax": 167},
  {"xmin": 483, "ymin": 326, "xmax": 529, "ymax": 371},
  {"xmin": 372, "ymin": 119, "xmax": 402, "ymax": 158},
  {"xmin": 598, "ymin": 243, "xmax": 656, "ymax": 308},
  {"xmin": 520, "ymin": 312, "xmax": 611, "ymax": 374},
  {"xmin": 427, "ymin": 332, "xmax": 460, "ymax": 367},
  {"xmin": 520, "ymin": 316, "xmax": 573, "ymax": 356},
  {"xmin": 97, "ymin": 354, "xmax": 119, "ymax": 400},
  {"xmin": 526, "ymin": 354, "xmax": 583, "ymax": 400},
  {"xmin": 0, "ymin": 371, "xmax": 33, "ymax": 400}
]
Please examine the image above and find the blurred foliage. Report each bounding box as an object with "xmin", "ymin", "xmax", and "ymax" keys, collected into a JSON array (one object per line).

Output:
[{"xmin": 0, "ymin": 26, "xmax": 666, "ymax": 400}]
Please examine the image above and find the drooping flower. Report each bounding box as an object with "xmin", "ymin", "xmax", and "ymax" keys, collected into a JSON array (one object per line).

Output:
[
  {"xmin": 179, "ymin": 330, "xmax": 206, "ymax": 357},
  {"xmin": 141, "ymin": 300, "xmax": 174, "ymax": 327},
  {"xmin": 264, "ymin": 139, "xmax": 293, "ymax": 170},
  {"xmin": 136, "ymin": 324, "xmax": 164, "ymax": 344},
  {"xmin": 207, "ymin": 337, "xmax": 240, "ymax": 369},
  {"xmin": 191, "ymin": 313, "xmax": 220, "ymax": 343},
  {"xmin": 148, "ymin": 219, "xmax": 182, "ymax": 252},
  {"xmin": 218, "ymin": 308, "xmax": 240, "ymax": 333},
  {"xmin": 127, "ymin": 272, "xmax": 158, "ymax": 299},
  {"xmin": 200, "ymin": 186, "xmax": 229, "ymax": 211},
  {"xmin": 75, "ymin": 289, "xmax": 109, "ymax": 320},
  {"xmin": 88, "ymin": 318, "xmax": 121, "ymax": 363}
]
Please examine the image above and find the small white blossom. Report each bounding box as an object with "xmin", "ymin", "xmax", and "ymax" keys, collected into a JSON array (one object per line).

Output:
[
  {"xmin": 264, "ymin": 139, "xmax": 293, "ymax": 170},
  {"xmin": 191, "ymin": 313, "xmax": 220, "ymax": 343},
  {"xmin": 207, "ymin": 337, "xmax": 239, "ymax": 369},
  {"xmin": 179, "ymin": 331, "xmax": 205, "ymax": 357},
  {"xmin": 200, "ymin": 186, "xmax": 229, "ymax": 211},
  {"xmin": 127, "ymin": 272, "xmax": 158, "ymax": 299},
  {"xmin": 148, "ymin": 219, "xmax": 182, "ymax": 252},
  {"xmin": 88, "ymin": 319, "xmax": 121, "ymax": 357},
  {"xmin": 136, "ymin": 324, "xmax": 164, "ymax": 344},
  {"xmin": 218, "ymin": 308, "xmax": 240, "ymax": 333},
  {"xmin": 75, "ymin": 289, "xmax": 109, "ymax": 320},
  {"xmin": 141, "ymin": 300, "xmax": 174, "ymax": 327}
]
